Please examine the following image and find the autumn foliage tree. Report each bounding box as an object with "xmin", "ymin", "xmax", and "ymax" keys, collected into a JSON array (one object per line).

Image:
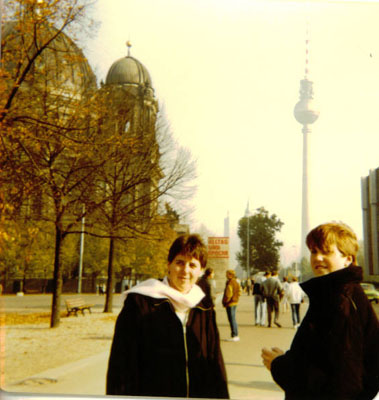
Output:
[
  {"xmin": 1, "ymin": 0, "xmax": 197, "ymax": 323},
  {"xmin": 0, "ymin": 0, "xmax": 101, "ymax": 327}
]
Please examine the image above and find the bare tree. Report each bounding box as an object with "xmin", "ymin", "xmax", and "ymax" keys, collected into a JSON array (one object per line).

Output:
[{"xmin": 87, "ymin": 94, "xmax": 197, "ymax": 312}]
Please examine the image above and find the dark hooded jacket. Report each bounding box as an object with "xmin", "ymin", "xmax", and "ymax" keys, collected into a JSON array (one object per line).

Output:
[
  {"xmin": 106, "ymin": 292, "xmax": 229, "ymax": 398},
  {"xmin": 271, "ymin": 266, "xmax": 379, "ymax": 400},
  {"xmin": 197, "ymin": 275, "xmax": 215, "ymax": 308}
]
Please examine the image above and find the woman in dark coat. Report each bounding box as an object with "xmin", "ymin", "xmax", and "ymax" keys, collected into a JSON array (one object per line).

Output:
[{"xmin": 106, "ymin": 234, "xmax": 229, "ymax": 398}]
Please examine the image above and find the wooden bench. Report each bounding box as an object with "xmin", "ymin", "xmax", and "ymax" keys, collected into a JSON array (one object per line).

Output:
[
  {"xmin": 65, "ymin": 298, "xmax": 94, "ymax": 317},
  {"xmin": 25, "ymin": 289, "xmax": 40, "ymax": 294}
]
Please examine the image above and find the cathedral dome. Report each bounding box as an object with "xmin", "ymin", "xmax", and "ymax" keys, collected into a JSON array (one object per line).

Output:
[
  {"xmin": 105, "ymin": 56, "xmax": 152, "ymax": 87},
  {"xmin": 2, "ymin": 21, "xmax": 97, "ymax": 91}
]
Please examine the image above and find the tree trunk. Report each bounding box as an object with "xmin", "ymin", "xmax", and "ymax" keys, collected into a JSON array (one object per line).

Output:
[
  {"xmin": 22, "ymin": 265, "xmax": 27, "ymax": 293},
  {"xmin": 103, "ymin": 237, "xmax": 115, "ymax": 313},
  {"xmin": 50, "ymin": 225, "xmax": 64, "ymax": 328}
]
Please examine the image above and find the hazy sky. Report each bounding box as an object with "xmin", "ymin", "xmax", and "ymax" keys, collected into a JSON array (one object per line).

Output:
[{"xmin": 84, "ymin": 0, "xmax": 379, "ymax": 266}]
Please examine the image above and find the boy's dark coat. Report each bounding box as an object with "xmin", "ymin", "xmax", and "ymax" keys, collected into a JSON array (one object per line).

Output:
[{"xmin": 271, "ymin": 266, "xmax": 379, "ymax": 400}]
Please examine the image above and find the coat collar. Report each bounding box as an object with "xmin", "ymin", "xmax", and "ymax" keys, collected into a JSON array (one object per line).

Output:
[{"xmin": 300, "ymin": 265, "xmax": 362, "ymax": 299}]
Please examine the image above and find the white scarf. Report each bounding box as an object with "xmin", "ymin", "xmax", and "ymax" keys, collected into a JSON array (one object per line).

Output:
[{"xmin": 121, "ymin": 277, "xmax": 205, "ymax": 313}]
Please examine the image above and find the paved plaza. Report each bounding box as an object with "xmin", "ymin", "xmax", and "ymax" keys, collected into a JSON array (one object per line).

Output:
[{"xmin": 2, "ymin": 292, "xmax": 378, "ymax": 400}]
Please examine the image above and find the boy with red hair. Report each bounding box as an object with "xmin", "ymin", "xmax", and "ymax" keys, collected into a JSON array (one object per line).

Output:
[{"xmin": 262, "ymin": 222, "xmax": 379, "ymax": 399}]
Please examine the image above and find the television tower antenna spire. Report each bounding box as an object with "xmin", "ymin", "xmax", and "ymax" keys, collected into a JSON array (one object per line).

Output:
[{"xmin": 294, "ymin": 21, "xmax": 320, "ymax": 269}]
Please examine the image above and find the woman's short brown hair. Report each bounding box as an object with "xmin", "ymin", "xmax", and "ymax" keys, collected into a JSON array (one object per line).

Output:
[
  {"xmin": 168, "ymin": 234, "xmax": 207, "ymax": 268},
  {"xmin": 306, "ymin": 222, "xmax": 358, "ymax": 265}
]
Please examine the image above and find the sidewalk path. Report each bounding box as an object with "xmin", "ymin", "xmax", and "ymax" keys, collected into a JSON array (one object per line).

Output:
[
  {"xmin": 5, "ymin": 293, "xmax": 304, "ymax": 399},
  {"xmin": 215, "ymin": 293, "xmax": 301, "ymax": 400}
]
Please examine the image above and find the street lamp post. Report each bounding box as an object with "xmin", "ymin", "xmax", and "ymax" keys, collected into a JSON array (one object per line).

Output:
[
  {"xmin": 246, "ymin": 217, "xmax": 249, "ymax": 278},
  {"xmin": 245, "ymin": 201, "xmax": 251, "ymax": 278},
  {"xmin": 77, "ymin": 205, "xmax": 85, "ymax": 293}
]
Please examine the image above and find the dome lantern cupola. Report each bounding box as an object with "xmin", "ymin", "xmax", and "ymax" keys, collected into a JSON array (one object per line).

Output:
[{"xmin": 105, "ymin": 42, "xmax": 152, "ymax": 88}]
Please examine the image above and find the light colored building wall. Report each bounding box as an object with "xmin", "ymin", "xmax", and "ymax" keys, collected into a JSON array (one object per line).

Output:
[{"xmin": 361, "ymin": 167, "xmax": 379, "ymax": 282}]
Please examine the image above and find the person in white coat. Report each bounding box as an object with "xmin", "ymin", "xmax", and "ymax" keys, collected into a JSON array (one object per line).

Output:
[{"xmin": 287, "ymin": 277, "xmax": 305, "ymax": 328}]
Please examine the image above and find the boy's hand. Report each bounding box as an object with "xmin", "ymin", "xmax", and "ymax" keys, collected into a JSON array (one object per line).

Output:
[{"xmin": 261, "ymin": 347, "xmax": 284, "ymax": 371}]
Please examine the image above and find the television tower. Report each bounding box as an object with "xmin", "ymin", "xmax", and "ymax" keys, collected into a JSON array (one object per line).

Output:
[{"xmin": 294, "ymin": 25, "xmax": 319, "ymax": 262}]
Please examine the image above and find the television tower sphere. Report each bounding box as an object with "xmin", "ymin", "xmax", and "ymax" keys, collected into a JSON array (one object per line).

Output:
[{"xmin": 294, "ymin": 78, "xmax": 319, "ymax": 126}]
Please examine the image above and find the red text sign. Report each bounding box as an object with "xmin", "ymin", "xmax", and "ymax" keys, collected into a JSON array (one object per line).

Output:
[{"xmin": 208, "ymin": 237, "xmax": 229, "ymax": 259}]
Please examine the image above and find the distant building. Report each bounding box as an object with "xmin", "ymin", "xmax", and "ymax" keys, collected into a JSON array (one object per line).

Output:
[
  {"xmin": 361, "ymin": 167, "xmax": 379, "ymax": 282},
  {"xmin": 99, "ymin": 42, "xmax": 161, "ymax": 218},
  {"xmin": 224, "ymin": 212, "xmax": 230, "ymax": 237},
  {"xmin": 172, "ymin": 223, "xmax": 190, "ymax": 236},
  {"xmin": 1, "ymin": 20, "xmax": 97, "ymax": 221},
  {"xmin": 2, "ymin": 21, "xmax": 161, "ymax": 221}
]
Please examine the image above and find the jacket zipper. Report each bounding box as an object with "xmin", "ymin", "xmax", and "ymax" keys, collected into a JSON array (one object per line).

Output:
[
  {"xmin": 153, "ymin": 300, "xmax": 212, "ymax": 397},
  {"xmin": 182, "ymin": 324, "xmax": 190, "ymax": 397}
]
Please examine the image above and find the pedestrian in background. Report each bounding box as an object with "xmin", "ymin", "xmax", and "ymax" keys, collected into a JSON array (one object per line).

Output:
[
  {"xmin": 245, "ymin": 277, "xmax": 252, "ymax": 296},
  {"xmin": 197, "ymin": 267, "xmax": 216, "ymax": 307},
  {"xmin": 262, "ymin": 222, "xmax": 379, "ymax": 399},
  {"xmin": 107, "ymin": 234, "xmax": 229, "ymax": 398},
  {"xmin": 262, "ymin": 270, "xmax": 283, "ymax": 328},
  {"xmin": 253, "ymin": 273, "xmax": 268, "ymax": 326},
  {"xmin": 287, "ymin": 277, "xmax": 304, "ymax": 328},
  {"xmin": 222, "ymin": 269, "xmax": 241, "ymax": 341}
]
